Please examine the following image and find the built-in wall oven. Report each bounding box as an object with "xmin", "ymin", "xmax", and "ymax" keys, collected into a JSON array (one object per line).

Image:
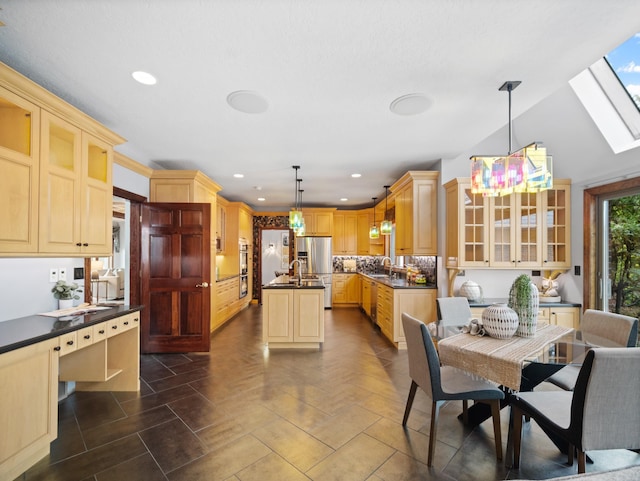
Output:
[{"xmin": 239, "ymin": 241, "xmax": 249, "ymax": 298}]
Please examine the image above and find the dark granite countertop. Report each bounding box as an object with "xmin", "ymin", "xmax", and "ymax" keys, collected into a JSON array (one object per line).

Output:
[
  {"xmin": 263, "ymin": 275, "xmax": 325, "ymax": 289},
  {"xmin": 468, "ymin": 298, "xmax": 581, "ymax": 308},
  {"xmin": 359, "ymin": 272, "xmax": 437, "ymax": 290},
  {"xmin": 0, "ymin": 305, "xmax": 143, "ymax": 355}
]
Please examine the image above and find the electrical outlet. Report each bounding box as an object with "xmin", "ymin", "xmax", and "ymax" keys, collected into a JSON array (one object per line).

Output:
[
  {"xmin": 58, "ymin": 268, "xmax": 67, "ymax": 281},
  {"xmin": 49, "ymin": 268, "xmax": 58, "ymax": 283}
]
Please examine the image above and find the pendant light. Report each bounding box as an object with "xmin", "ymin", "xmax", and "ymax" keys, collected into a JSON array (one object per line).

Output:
[
  {"xmin": 471, "ymin": 81, "xmax": 552, "ymax": 197},
  {"xmin": 380, "ymin": 185, "xmax": 392, "ymax": 235},
  {"xmin": 289, "ymin": 165, "xmax": 303, "ymax": 229},
  {"xmin": 296, "ymin": 185, "xmax": 306, "ymax": 236},
  {"xmin": 369, "ymin": 197, "xmax": 380, "ymax": 239}
]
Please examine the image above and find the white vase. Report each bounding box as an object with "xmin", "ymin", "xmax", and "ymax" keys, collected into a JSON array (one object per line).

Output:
[
  {"xmin": 58, "ymin": 299, "xmax": 74, "ymax": 310},
  {"xmin": 482, "ymin": 303, "xmax": 519, "ymax": 339}
]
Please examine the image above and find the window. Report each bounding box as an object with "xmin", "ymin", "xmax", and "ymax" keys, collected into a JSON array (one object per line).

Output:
[{"xmin": 605, "ymin": 33, "xmax": 640, "ymax": 111}]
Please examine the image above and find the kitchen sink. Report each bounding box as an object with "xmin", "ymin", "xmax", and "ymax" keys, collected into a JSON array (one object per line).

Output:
[{"xmin": 368, "ymin": 274, "xmax": 390, "ymax": 279}]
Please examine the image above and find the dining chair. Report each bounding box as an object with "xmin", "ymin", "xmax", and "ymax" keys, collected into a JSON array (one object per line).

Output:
[
  {"xmin": 401, "ymin": 312, "xmax": 504, "ymax": 466},
  {"xmin": 435, "ymin": 297, "xmax": 473, "ymax": 338},
  {"xmin": 512, "ymin": 347, "xmax": 640, "ymax": 474},
  {"xmin": 546, "ymin": 309, "xmax": 638, "ymax": 391}
]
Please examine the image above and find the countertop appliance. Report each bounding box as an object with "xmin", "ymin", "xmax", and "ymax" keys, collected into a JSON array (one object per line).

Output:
[
  {"xmin": 239, "ymin": 241, "xmax": 249, "ymax": 298},
  {"xmin": 295, "ymin": 236, "xmax": 332, "ymax": 308}
]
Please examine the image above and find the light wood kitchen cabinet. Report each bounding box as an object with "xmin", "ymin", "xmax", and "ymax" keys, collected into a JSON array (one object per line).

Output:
[
  {"xmin": 392, "ymin": 288, "xmax": 437, "ymax": 349},
  {"xmin": 391, "ymin": 171, "xmax": 438, "ymax": 256},
  {"xmin": 238, "ymin": 203, "xmax": 253, "ymax": 241},
  {"xmin": 38, "ymin": 112, "xmax": 113, "ymax": 256},
  {"xmin": 444, "ymin": 178, "xmax": 571, "ymax": 270},
  {"xmin": 262, "ymin": 288, "xmax": 324, "ymax": 348},
  {"xmin": 215, "ymin": 276, "xmax": 240, "ymax": 329},
  {"xmin": 332, "ymin": 273, "xmax": 360, "ymax": 305},
  {"xmin": 333, "ymin": 212, "xmax": 358, "ymax": 254},
  {"xmin": 216, "ymin": 196, "xmax": 227, "ymax": 254},
  {"xmin": 356, "ymin": 212, "xmax": 384, "ymax": 256},
  {"xmin": 361, "ymin": 276, "xmax": 372, "ymax": 315},
  {"xmin": 0, "ymin": 63, "xmax": 124, "ymax": 257},
  {"xmin": 0, "ymin": 86, "xmax": 40, "ymax": 254},
  {"xmin": 0, "ymin": 338, "xmax": 58, "ymax": 481},
  {"xmin": 471, "ymin": 305, "xmax": 581, "ymax": 330},
  {"xmin": 301, "ymin": 208, "xmax": 335, "ymax": 236},
  {"xmin": 377, "ymin": 283, "xmax": 394, "ymax": 340}
]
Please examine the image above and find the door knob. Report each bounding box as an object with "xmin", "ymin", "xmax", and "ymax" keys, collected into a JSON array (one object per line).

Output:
[{"xmin": 196, "ymin": 282, "xmax": 209, "ymax": 288}]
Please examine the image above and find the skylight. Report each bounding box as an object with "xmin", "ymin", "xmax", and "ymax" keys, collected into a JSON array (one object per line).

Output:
[{"xmin": 605, "ymin": 32, "xmax": 640, "ymax": 111}]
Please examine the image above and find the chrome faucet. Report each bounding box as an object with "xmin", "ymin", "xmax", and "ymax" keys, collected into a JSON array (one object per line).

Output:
[
  {"xmin": 289, "ymin": 259, "xmax": 302, "ymax": 283},
  {"xmin": 380, "ymin": 256, "xmax": 393, "ymax": 277}
]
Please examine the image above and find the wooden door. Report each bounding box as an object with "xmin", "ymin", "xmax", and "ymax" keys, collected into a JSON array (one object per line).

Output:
[{"xmin": 141, "ymin": 203, "xmax": 211, "ymax": 353}]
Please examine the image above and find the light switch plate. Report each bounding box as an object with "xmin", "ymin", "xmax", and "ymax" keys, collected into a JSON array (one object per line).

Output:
[
  {"xmin": 58, "ymin": 268, "xmax": 67, "ymax": 281},
  {"xmin": 49, "ymin": 268, "xmax": 58, "ymax": 283}
]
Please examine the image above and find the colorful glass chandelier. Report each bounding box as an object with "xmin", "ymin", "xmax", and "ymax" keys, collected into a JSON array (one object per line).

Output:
[{"xmin": 471, "ymin": 81, "xmax": 553, "ymax": 197}]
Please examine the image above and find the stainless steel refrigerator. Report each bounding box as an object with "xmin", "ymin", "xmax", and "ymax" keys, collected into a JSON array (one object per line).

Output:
[{"xmin": 295, "ymin": 236, "xmax": 332, "ymax": 308}]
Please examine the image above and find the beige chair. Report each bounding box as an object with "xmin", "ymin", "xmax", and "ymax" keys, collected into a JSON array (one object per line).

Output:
[
  {"xmin": 512, "ymin": 347, "xmax": 640, "ymax": 474},
  {"xmin": 546, "ymin": 309, "xmax": 638, "ymax": 390},
  {"xmin": 401, "ymin": 313, "xmax": 504, "ymax": 466},
  {"xmin": 435, "ymin": 297, "xmax": 473, "ymax": 338}
]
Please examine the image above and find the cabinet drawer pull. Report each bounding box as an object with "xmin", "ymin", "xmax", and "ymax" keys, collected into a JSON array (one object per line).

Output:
[
  {"xmin": 84, "ymin": 334, "xmax": 91, "ymax": 339},
  {"xmin": 124, "ymin": 321, "xmax": 129, "ymax": 325},
  {"xmin": 134, "ymin": 318, "xmax": 139, "ymax": 322},
  {"xmin": 66, "ymin": 340, "xmax": 74, "ymax": 346},
  {"xmin": 99, "ymin": 329, "xmax": 105, "ymax": 334},
  {"xmin": 76, "ymin": 242, "xmax": 82, "ymax": 246},
  {"xmin": 54, "ymin": 346, "xmax": 61, "ymax": 351},
  {"xmin": 112, "ymin": 325, "xmax": 118, "ymax": 330},
  {"xmin": 83, "ymin": 243, "xmax": 89, "ymax": 247}
]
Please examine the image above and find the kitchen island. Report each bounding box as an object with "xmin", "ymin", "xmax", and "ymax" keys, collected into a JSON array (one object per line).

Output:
[{"xmin": 262, "ymin": 275, "xmax": 325, "ymax": 349}]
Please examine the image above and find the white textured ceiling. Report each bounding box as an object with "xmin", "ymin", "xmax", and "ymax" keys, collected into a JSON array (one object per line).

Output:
[{"xmin": 1, "ymin": 1, "xmax": 639, "ymax": 210}]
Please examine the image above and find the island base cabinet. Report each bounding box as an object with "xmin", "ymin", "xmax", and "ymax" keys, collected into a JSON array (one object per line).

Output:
[
  {"xmin": 263, "ymin": 288, "xmax": 324, "ymax": 348},
  {"xmin": 0, "ymin": 338, "xmax": 59, "ymax": 481}
]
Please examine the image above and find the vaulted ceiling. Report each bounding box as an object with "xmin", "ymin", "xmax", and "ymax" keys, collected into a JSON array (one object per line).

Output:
[{"xmin": 1, "ymin": 1, "xmax": 639, "ymax": 210}]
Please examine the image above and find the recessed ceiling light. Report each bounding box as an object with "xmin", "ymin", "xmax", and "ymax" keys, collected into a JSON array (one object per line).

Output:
[
  {"xmin": 227, "ymin": 90, "xmax": 268, "ymax": 114},
  {"xmin": 351, "ymin": 173, "xmax": 361, "ymax": 178},
  {"xmin": 131, "ymin": 71, "xmax": 157, "ymax": 85},
  {"xmin": 390, "ymin": 93, "xmax": 431, "ymax": 116},
  {"xmin": 257, "ymin": 197, "xmax": 265, "ymax": 202},
  {"xmin": 340, "ymin": 198, "xmax": 348, "ymax": 202},
  {"xmin": 233, "ymin": 173, "xmax": 244, "ymax": 178}
]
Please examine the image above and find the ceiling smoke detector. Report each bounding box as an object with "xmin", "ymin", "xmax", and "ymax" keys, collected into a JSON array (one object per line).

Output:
[{"xmin": 227, "ymin": 90, "xmax": 268, "ymax": 114}]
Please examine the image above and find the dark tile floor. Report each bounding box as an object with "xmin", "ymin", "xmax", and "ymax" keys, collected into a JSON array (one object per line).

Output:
[{"xmin": 18, "ymin": 306, "xmax": 640, "ymax": 480}]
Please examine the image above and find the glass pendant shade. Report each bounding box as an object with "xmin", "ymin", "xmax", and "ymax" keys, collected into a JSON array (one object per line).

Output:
[
  {"xmin": 295, "ymin": 218, "xmax": 306, "ymax": 236},
  {"xmin": 289, "ymin": 209, "xmax": 303, "ymax": 229},
  {"xmin": 369, "ymin": 224, "xmax": 380, "ymax": 239},
  {"xmin": 380, "ymin": 219, "xmax": 392, "ymax": 235}
]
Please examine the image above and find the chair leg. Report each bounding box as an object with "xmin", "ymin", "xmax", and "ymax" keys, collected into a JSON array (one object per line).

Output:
[
  {"xmin": 512, "ymin": 406, "xmax": 523, "ymax": 469},
  {"xmin": 577, "ymin": 450, "xmax": 586, "ymax": 474},
  {"xmin": 568, "ymin": 443, "xmax": 574, "ymax": 466},
  {"xmin": 402, "ymin": 380, "xmax": 418, "ymax": 426},
  {"xmin": 489, "ymin": 399, "xmax": 503, "ymax": 461},
  {"xmin": 428, "ymin": 400, "xmax": 440, "ymax": 467}
]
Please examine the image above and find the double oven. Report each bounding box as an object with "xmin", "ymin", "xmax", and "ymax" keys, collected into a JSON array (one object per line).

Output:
[{"xmin": 239, "ymin": 241, "xmax": 249, "ymax": 298}]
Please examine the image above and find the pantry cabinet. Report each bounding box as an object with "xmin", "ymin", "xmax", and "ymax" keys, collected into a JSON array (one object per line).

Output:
[
  {"xmin": 391, "ymin": 171, "xmax": 438, "ymax": 256},
  {"xmin": 333, "ymin": 212, "xmax": 358, "ymax": 254},
  {"xmin": 444, "ymin": 178, "xmax": 571, "ymax": 270}
]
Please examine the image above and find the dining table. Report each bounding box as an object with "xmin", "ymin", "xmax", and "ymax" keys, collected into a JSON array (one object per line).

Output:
[{"xmin": 435, "ymin": 323, "xmax": 627, "ymax": 466}]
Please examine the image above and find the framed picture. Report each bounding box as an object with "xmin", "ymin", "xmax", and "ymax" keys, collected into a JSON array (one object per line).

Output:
[{"xmin": 281, "ymin": 232, "xmax": 290, "ymax": 269}]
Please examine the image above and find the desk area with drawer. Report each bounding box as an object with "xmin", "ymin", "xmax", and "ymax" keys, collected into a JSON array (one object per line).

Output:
[{"xmin": 0, "ymin": 306, "xmax": 141, "ymax": 480}]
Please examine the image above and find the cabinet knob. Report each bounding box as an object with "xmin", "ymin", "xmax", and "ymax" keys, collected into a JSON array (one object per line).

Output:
[
  {"xmin": 99, "ymin": 329, "xmax": 105, "ymax": 334},
  {"xmin": 54, "ymin": 346, "xmax": 61, "ymax": 351},
  {"xmin": 83, "ymin": 243, "xmax": 89, "ymax": 247},
  {"xmin": 76, "ymin": 242, "xmax": 82, "ymax": 246},
  {"xmin": 84, "ymin": 335, "xmax": 91, "ymax": 339},
  {"xmin": 112, "ymin": 325, "xmax": 118, "ymax": 330},
  {"xmin": 67, "ymin": 340, "xmax": 74, "ymax": 345},
  {"xmin": 124, "ymin": 321, "xmax": 129, "ymax": 325},
  {"xmin": 134, "ymin": 318, "xmax": 139, "ymax": 322}
]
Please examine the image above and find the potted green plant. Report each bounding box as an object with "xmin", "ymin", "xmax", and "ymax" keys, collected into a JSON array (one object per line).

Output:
[
  {"xmin": 508, "ymin": 274, "xmax": 539, "ymax": 337},
  {"xmin": 51, "ymin": 280, "xmax": 82, "ymax": 309}
]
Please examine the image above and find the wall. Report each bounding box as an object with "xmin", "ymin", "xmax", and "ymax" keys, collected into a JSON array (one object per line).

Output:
[{"xmin": 439, "ymin": 82, "xmax": 640, "ymax": 304}]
